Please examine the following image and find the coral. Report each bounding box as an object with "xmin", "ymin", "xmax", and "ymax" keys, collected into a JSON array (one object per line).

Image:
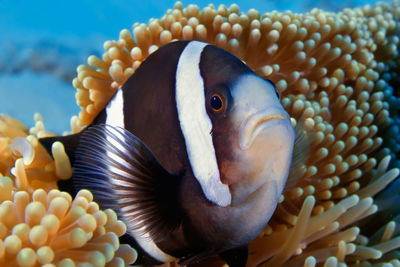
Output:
[
  {"xmin": 70, "ymin": 1, "xmax": 400, "ymax": 266},
  {"xmin": 0, "ymin": 115, "xmax": 137, "ymax": 266}
]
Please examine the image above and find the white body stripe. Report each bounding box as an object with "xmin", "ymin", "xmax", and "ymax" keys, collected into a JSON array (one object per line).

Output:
[
  {"xmin": 104, "ymin": 89, "xmax": 175, "ymax": 262},
  {"xmin": 135, "ymin": 232, "xmax": 176, "ymax": 262},
  {"xmin": 105, "ymin": 88, "xmax": 126, "ymax": 151},
  {"xmin": 106, "ymin": 88, "xmax": 125, "ymax": 128},
  {"xmin": 175, "ymin": 41, "xmax": 231, "ymax": 207}
]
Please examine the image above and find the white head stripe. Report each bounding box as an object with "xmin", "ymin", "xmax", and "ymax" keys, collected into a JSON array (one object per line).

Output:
[
  {"xmin": 175, "ymin": 41, "xmax": 231, "ymax": 207},
  {"xmin": 106, "ymin": 88, "xmax": 125, "ymax": 128}
]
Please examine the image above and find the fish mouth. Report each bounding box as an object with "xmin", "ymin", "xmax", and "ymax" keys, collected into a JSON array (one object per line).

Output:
[{"xmin": 238, "ymin": 108, "xmax": 290, "ymax": 150}]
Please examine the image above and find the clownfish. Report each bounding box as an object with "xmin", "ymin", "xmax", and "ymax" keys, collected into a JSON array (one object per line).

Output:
[{"xmin": 40, "ymin": 40, "xmax": 295, "ymax": 266}]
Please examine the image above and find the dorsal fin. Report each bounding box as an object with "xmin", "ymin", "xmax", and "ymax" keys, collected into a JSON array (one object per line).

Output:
[
  {"xmin": 39, "ymin": 133, "xmax": 82, "ymax": 164},
  {"xmin": 71, "ymin": 124, "xmax": 183, "ymax": 242}
]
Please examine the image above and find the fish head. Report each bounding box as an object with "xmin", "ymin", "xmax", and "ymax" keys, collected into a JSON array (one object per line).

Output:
[
  {"xmin": 200, "ymin": 47, "xmax": 295, "ymax": 208},
  {"xmin": 223, "ymin": 74, "xmax": 294, "ymax": 207}
]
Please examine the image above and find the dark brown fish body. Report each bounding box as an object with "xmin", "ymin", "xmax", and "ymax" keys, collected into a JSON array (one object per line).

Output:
[{"xmin": 41, "ymin": 41, "xmax": 295, "ymax": 266}]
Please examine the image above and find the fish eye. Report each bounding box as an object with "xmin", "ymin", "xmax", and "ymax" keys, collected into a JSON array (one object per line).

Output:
[{"xmin": 210, "ymin": 94, "xmax": 224, "ymax": 112}]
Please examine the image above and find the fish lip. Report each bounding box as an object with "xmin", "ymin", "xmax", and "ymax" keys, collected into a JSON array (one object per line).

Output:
[{"xmin": 238, "ymin": 107, "xmax": 291, "ymax": 150}]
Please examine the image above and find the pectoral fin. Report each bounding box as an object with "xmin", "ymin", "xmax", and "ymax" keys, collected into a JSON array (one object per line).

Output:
[{"xmin": 71, "ymin": 124, "xmax": 182, "ymax": 242}]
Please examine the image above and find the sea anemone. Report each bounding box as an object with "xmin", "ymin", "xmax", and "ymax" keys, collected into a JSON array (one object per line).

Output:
[
  {"xmin": 0, "ymin": 115, "xmax": 137, "ymax": 266},
  {"xmin": 1, "ymin": 0, "xmax": 400, "ymax": 266},
  {"xmin": 69, "ymin": 1, "xmax": 400, "ymax": 266}
]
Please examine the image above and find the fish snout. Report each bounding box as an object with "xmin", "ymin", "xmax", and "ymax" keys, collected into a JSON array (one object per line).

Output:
[
  {"xmin": 228, "ymin": 107, "xmax": 294, "ymax": 206},
  {"xmin": 238, "ymin": 107, "xmax": 292, "ymax": 150}
]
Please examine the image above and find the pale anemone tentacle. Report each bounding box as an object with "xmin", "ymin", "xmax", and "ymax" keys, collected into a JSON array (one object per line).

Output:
[
  {"xmin": 0, "ymin": 0, "xmax": 400, "ymax": 266},
  {"xmin": 10, "ymin": 137, "xmax": 34, "ymax": 166}
]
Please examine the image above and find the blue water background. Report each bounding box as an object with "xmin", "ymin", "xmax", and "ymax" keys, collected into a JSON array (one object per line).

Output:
[{"xmin": 0, "ymin": 0, "xmax": 390, "ymax": 133}]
